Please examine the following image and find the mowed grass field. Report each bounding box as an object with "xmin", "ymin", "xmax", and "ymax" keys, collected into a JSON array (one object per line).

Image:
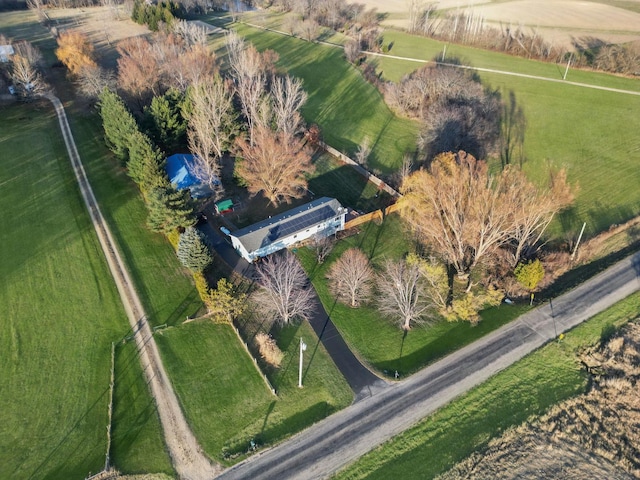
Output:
[
  {"xmin": 337, "ymin": 291, "xmax": 640, "ymax": 479},
  {"xmin": 370, "ymin": 30, "xmax": 640, "ymax": 235},
  {"xmin": 0, "ymin": 102, "xmax": 169, "ymax": 478},
  {"xmin": 203, "ymin": 14, "xmax": 420, "ymax": 174},
  {"xmin": 297, "ymin": 215, "xmax": 531, "ymax": 376}
]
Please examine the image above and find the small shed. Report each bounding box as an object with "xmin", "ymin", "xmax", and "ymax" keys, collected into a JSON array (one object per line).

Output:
[
  {"xmin": 215, "ymin": 199, "xmax": 234, "ymax": 214},
  {"xmin": 166, "ymin": 154, "xmax": 215, "ymax": 199},
  {"xmin": 229, "ymin": 197, "xmax": 346, "ymax": 262}
]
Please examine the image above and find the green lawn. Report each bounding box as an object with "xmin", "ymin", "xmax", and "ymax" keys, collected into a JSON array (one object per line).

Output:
[
  {"xmin": 59, "ymin": 60, "xmax": 353, "ymax": 468},
  {"xmin": 337, "ymin": 291, "xmax": 640, "ymax": 479},
  {"xmin": 0, "ymin": 102, "xmax": 169, "ymax": 478},
  {"xmin": 156, "ymin": 320, "xmax": 353, "ymax": 464},
  {"xmin": 308, "ymin": 153, "xmax": 392, "ymax": 212},
  {"xmin": 368, "ymin": 30, "xmax": 640, "ymax": 235},
  {"xmin": 297, "ymin": 214, "xmax": 531, "ymax": 376},
  {"xmin": 202, "ymin": 14, "xmax": 420, "ymax": 173}
]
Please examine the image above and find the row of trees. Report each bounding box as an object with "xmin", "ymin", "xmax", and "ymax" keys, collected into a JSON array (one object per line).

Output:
[{"xmin": 406, "ymin": 0, "xmax": 640, "ymax": 76}]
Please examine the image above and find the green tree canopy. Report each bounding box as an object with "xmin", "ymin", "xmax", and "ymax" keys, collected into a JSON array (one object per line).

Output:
[
  {"xmin": 144, "ymin": 89, "xmax": 188, "ymax": 151},
  {"xmin": 514, "ymin": 259, "xmax": 545, "ymax": 293},
  {"xmin": 177, "ymin": 226, "xmax": 212, "ymax": 272},
  {"xmin": 127, "ymin": 130, "xmax": 168, "ymax": 193},
  {"xmin": 98, "ymin": 88, "xmax": 138, "ymax": 161},
  {"xmin": 146, "ymin": 185, "xmax": 195, "ymax": 234}
]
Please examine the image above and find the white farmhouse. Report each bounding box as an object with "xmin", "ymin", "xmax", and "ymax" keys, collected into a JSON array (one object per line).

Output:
[{"xmin": 229, "ymin": 197, "xmax": 346, "ymax": 262}]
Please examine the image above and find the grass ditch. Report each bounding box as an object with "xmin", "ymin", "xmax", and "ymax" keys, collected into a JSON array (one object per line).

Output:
[{"xmin": 336, "ymin": 291, "xmax": 640, "ymax": 479}]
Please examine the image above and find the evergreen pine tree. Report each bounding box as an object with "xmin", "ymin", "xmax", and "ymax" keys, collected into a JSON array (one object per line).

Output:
[
  {"xmin": 144, "ymin": 89, "xmax": 187, "ymax": 151},
  {"xmin": 177, "ymin": 227, "xmax": 213, "ymax": 272},
  {"xmin": 127, "ymin": 130, "xmax": 168, "ymax": 193},
  {"xmin": 146, "ymin": 185, "xmax": 195, "ymax": 234},
  {"xmin": 99, "ymin": 88, "xmax": 138, "ymax": 161}
]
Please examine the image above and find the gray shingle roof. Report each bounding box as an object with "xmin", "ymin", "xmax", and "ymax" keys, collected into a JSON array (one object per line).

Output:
[{"xmin": 232, "ymin": 197, "xmax": 343, "ymax": 253}]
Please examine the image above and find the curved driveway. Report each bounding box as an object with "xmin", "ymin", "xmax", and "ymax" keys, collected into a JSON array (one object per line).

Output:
[{"xmin": 218, "ymin": 251, "xmax": 640, "ymax": 479}]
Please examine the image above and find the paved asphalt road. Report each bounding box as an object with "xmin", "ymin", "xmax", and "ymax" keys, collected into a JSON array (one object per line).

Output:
[
  {"xmin": 217, "ymin": 251, "xmax": 640, "ymax": 480},
  {"xmin": 199, "ymin": 222, "xmax": 387, "ymax": 400}
]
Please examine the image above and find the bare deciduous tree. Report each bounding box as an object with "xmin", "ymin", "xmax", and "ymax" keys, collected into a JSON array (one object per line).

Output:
[
  {"xmin": 186, "ymin": 77, "xmax": 236, "ymax": 195},
  {"xmin": 354, "ymin": 137, "xmax": 371, "ymax": 165},
  {"xmin": 254, "ymin": 251, "xmax": 315, "ymax": 324},
  {"xmin": 271, "ymin": 75, "xmax": 308, "ymax": 137},
  {"xmin": 503, "ymin": 165, "xmax": 574, "ymax": 266},
  {"xmin": 312, "ymin": 233, "xmax": 334, "ymax": 264},
  {"xmin": 10, "ymin": 42, "xmax": 46, "ymax": 99},
  {"xmin": 400, "ymin": 151, "xmax": 513, "ymax": 288},
  {"xmin": 234, "ymin": 125, "xmax": 314, "ymax": 205},
  {"xmin": 117, "ymin": 36, "xmax": 161, "ymax": 104},
  {"xmin": 327, "ymin": 248, "xmax": 373, "ymax": 307},
  {"xmin": 401, "ymin": 151, "xmax": 574, "ymax": 287},
  {"xmin": 173, "ymin": 19, "xmax": 207, "ymax": 46},
  {"xmin": 297, "ymin": 19, "xmax": 320, "ymax": 42},
  {"xmin": 344, "ymin": 40, "xmax": 360, "ymax": 63},
  {"xmin": 377, "ymin": 259, "xmax": 430, "ymax": 330},
  {"xmin": 76, "ymin": 64, "xmax": 116, "ymax": 99}
]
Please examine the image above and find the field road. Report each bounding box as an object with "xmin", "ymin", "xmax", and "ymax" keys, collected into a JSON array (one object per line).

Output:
[
  {"xmin": 217, "ymin": 251, "xmax": 640, "ymax": 480},
  {"xmin": 238, "ymin": 20, "xmax": 640, "ymax": 97},
  {"xmin": 46, "ymin": 94, "xmax": 220, "ymax": 480}
]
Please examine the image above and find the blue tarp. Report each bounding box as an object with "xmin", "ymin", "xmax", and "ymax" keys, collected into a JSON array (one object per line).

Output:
[{"xmin": 166, "ymin": 154, "xmax": 214, "ymax": 198}]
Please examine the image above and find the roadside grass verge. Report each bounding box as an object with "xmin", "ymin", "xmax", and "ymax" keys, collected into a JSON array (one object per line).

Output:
[
  {"xmin": 297, "ymin": 214, "xmax": 531, "ymax": 376},
  {"xmin": 201, "ymin": 13, "xmax": 420, "ymax": 173},
  {"xmin": 336, "ymin": 291, "xmax": 640, "ymax": 479},
  {"xmin": 155, "ymin": 320, "xmax": 353, "ymax": 465},
  {"xmin": 0, "ymin": 102, "xmax": 145, "ymax": 478}
]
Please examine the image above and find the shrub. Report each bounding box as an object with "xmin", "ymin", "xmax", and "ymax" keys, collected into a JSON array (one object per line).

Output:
[{"xmin": 255, "ymin": 332, "xmax": 284, "ymax": 368}]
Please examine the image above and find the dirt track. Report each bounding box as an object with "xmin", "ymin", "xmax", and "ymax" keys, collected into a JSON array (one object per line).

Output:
[{"xmin": 46, "ymin": 93, "xmax": 220, "ymax": 480}]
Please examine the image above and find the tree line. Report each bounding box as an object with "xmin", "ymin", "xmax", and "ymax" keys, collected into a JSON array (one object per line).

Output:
[
  {"xmin": 52, "ymin": 22, "xmax": 320, "ymax": 328},
  {"xmin": 406, "ymin": 0, "xmax": 640, "ymax": 77}
]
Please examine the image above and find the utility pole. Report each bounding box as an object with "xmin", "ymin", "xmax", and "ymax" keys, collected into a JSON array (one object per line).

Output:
[
  {"xmin": 571, "ymin": 222, "xmax": 587, "ymax": 261},
  {"xmin": 563, "ymin": 54, "xmax": 572, "ymax": 80},
  {"xmin": 298, "ymin": 337, "xmax": 307, "ymax": 388}
]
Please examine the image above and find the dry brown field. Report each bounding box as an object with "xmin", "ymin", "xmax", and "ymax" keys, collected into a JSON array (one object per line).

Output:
[
  {"xmin": 437, "ymin": 321, "xmax": 640, "ymax": 480},
  {"xmin": 373, "ymin": 0, "xmax": 640, "ymax": 48}
]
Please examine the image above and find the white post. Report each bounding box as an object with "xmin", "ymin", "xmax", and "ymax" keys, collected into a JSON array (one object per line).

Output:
[
  {"xmin": 571, "ymin": 222, "xmax": 587, "ymax": 260},
  {"xmin": 563, "ymin": 54, "xmax": 572, "ymax": 80},
  {"xmin": 298, "ymin": 338, "xmax": 307, "ymax": 388}
]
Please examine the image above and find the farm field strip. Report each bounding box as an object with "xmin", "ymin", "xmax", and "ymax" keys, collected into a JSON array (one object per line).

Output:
[
  {"xmin": 366, "ymin": 50, "xmax": 640, "ymax": 96},
  {"xmin": 46, "ymin": 94, "xmax": 220, "ymax": 479},
  {"xmin": 0, "ymin": 103, "xmax": 127, "ymax": 479}
]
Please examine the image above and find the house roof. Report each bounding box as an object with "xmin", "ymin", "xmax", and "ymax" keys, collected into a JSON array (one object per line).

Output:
[
  {"xmin": 232, "ymin": 197, "xmax": 344, "ymax": 253},
  {"xmin": 166, "ymin": 153, "xmax": 215, "ymax": 198},
  {"xmin": 0, "ymin": 45, "xmax": 14, "ymax": 61}
]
